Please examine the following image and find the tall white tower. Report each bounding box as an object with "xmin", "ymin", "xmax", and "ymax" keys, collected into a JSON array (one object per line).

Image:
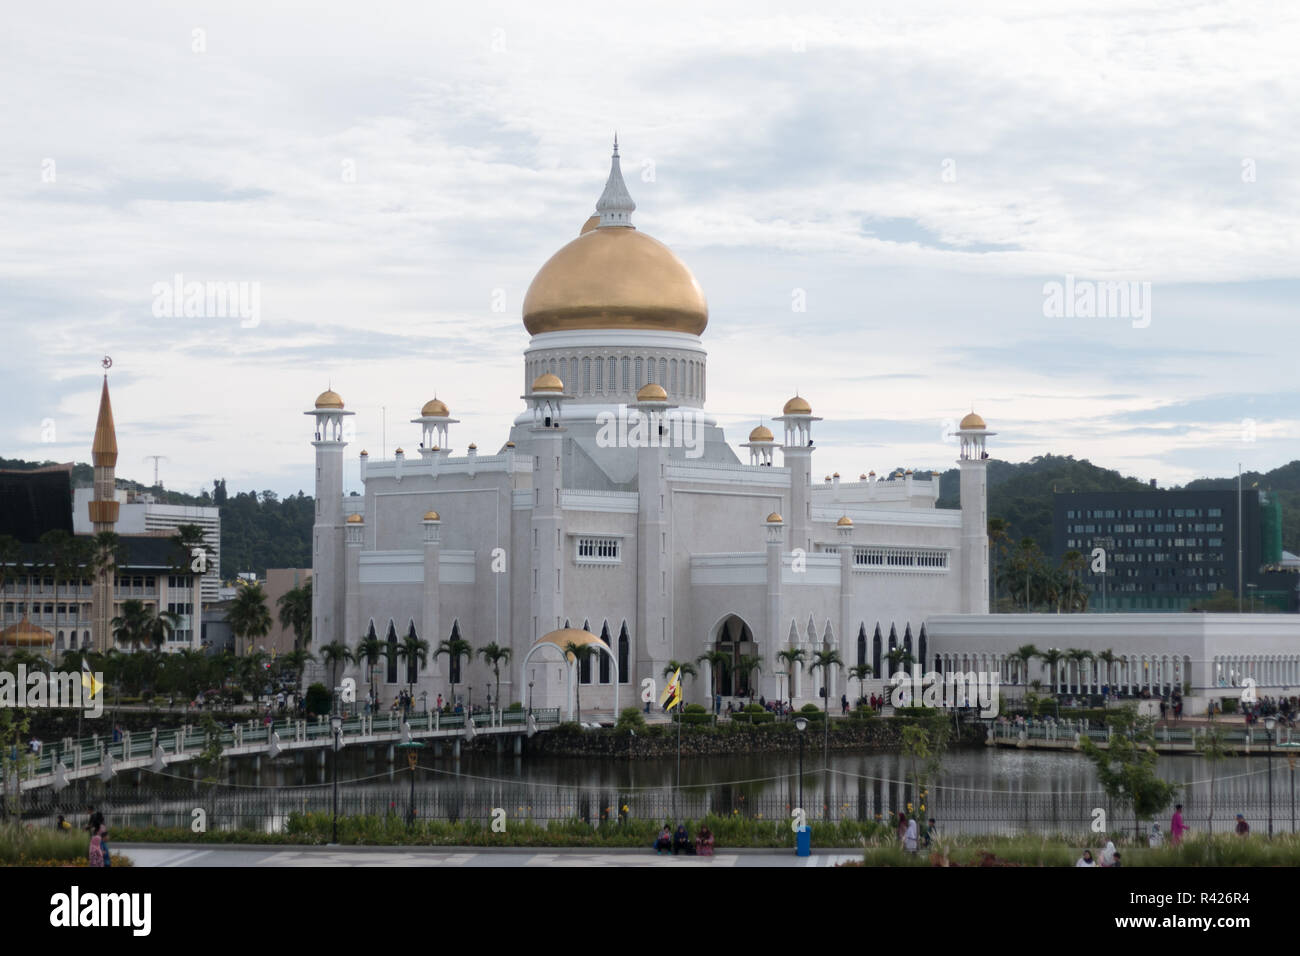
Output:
[
  {"xmin": 306, "ymin": 389, "xmax": 353, "ymax": 665},
  {"xmin": 633, "ymin": 383, "xmax": 673, "ymax": 684},
  {"xmin": 775, "ymin": 396, "xmax": 820, "ymax": 555},
  {"xmin": 524, "ymin": 373, "xmax": 568, "ymax": 641},
  {"xmin": 953, "ymin": 412, "xmax": 995, "ymax": 614}
]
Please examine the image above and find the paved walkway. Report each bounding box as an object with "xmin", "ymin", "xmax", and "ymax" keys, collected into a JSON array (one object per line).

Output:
[{"xmin": 119, "ymin": 844, "xmax": 860, "ymax": 867}]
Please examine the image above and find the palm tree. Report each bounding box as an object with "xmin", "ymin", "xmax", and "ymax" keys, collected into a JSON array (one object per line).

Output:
[
  {"xmin": 239, "ymin": 650, "xmax": 271, "ymax": 704},
  {"xmin": 1096, "ymin": 649, "xmax": 1118, "ymax": 693},
  {"xmin": 144, "ymin": 606, "xmax": 182, "ymax": 650},
  {"xmin": 776, "ymin": 646, "xmax": 806, "ymax": 703},
  {"xmin": 435, "ymin": 635, "xmax": 474, "ymax": 709},
  {"xmin": 885, "ymin": 645, "xmax": 913, "ymax": 675},
  {"xmin": 275, "ymin": 579, "xmax": 313, "ymax": 650},
  {"xmin": 662, "ymin": 660, "xmax": 698, "ymax": 714},
  {"xmin": 279, "ymin": 647, "xmax": 315, "ymax": 697},
  {"xmin": 1012, "ymin": 643, "xmax": 1039, "ymax": 688},
  {"xmin": 1060, "ymin": 550, "xmax": 1088, "ymax": 612},
  {"xmin": 563, "ymin": 640, "xmax": 597, "ymax": 722},
  {"xmin": 111, "ymin": 599, "xmax": 151, "ymax": 650},
  {"xmin": 226, "ymin": 582, "xmax": 272, "ymax": 656},
  {"xmin": 849, "ymin": 664, "xmax": 873, "ymax": 707},
  {"xmin": 809, "ymin": 647, "xmax": 844, "ymax": 760},
  {"xmin": 1038, "ymin": 648, "xmax": 1065, "ymax": 694},
  {"xmin": 354, "ymin": 633, "xmax": 386, "ymax": 704},
  {"xmin": 1065, "ymin": 647, "xmax": 1093, "ymax": 695},
  {"xmin": 988, "ymin": 516, "xmax": 1010, "ymax": 609},
  {"xmin": 320, "ymin": 641, "xmax": 354, "ymax": 691},
  {"xmin": 696, "ymin": 648, "xmax": 731, "ymax": 704},
  {"xmin": 737, "ymin": 653, "xmax": 762, "ymax": 703},
  {"xmin": 477, "ymin": 642, "xmax": 513, "ymax": 711},
  {"xmin": 397, "ymin": 632, "xmax": 430, "ymax": 699}
]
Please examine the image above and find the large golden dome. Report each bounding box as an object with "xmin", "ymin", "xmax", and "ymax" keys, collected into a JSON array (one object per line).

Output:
[
  {"xmin": 523, "ymin": 228, "xmax": 708, "ymax": 336},
  {"xmin": 522, "ymin": 141, "xmax": 708, "ymax": 337}
]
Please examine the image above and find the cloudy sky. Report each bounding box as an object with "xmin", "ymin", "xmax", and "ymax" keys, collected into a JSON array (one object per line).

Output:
[{"xmin": 3, "ymin": 0, "xmax": 1297, "ymax": 497}]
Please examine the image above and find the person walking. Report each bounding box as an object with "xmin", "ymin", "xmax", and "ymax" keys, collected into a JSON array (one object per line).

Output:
[
  {"xmin": 1234, "ymin": 814, "xmax": 1250, "ymax": 836},
  {"xmin": 896, "ymin": 812, "xmax": 908, "ymax": 844},
  {"xmin": 88, "ymin": 829, "xmax": 105, "ymax": 868},
  {"xmin": 1170, "ymin": 804, "xmax": 1188, "ymax": 845},
  {"xmin": 903, "ymin": 816, "xmax": 919, "ymax": 853}
]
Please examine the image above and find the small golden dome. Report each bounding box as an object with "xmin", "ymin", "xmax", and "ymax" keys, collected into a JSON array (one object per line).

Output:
[
  {"xmin": 905, "ymin": 469, "xmax": 913, "ymax": 475},
  {"xmin": 423, "ymin": 510, "xmax": 440, "ymax": 521},
  {"xmin": 824, "ymin": 475, "xmax": 832, "ymax": 482},
  {"xmin": 959, "ymin": 412, "xmax": 986, "ymax": 430},
  {"xmin": 836, "ymin": 516, "xmax": 853, "ymax": 527},
  {"xmin": 766, "ymin": 512, "xmax": 783, "ymax": 523},
  {"xmin": 636, "ymin": 383, "xmax": 667, "ymax": 402},
  {"xmin": 431, "ymin": 445, "xmax": 440, "ymax": 452},
  {"xmin": 360, "ymin": 450, "xmax": 368, "ymax": 457},
  {"xmin": 579, "ymin": 215, "xmax": 599, "ymax": 235},
  {"xmin": 346, "ymin": 514, "xmax": 363, "ymax": 524},
  {"xmin": 395, "ymin": 447, "xmax": 404, "ymax": 455},
  {"xmin": 532, "ymin": 373, "xmax": 564, "ymax": 393},
  {"xmin": 522, "ymin": 227, "xmax": 708, "ymax": 336},
  {"xmin": 468, "ymin": 443, "xmax": 477, "ymax": 450},
  {"xmin": 859, "ymin": 473, "xmax": 867, "ymax": 480},
  {"xmin": 783, "ymin": 395, "xmax": 812, "ymax": 415},
  {"xmin": 422, "ymin": 398, "xmax": 449, "ymax": 417},
  {"xmin": 748, "ymin": 425, "xmax": 774, "ymax": 442},
  {"xmin": 833, "ymin": 472, "xmax": 840, "ymax": 478},
  {"xmin": 314, "ymin": 389, "xmax": 344, "ymax": 409},
  {"xmin": 506, "ymin": 441, "xmax": 516, "ymax": 448},
  {"xmin": 869, "ymin": 470, "xmax": 876, "ymax": 476}
]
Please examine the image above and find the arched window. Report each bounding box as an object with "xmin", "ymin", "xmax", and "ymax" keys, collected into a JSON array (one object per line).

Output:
[
  {"xmin": 621, "ymin": 356, "xmax": 630, "ymax": 391},
  {"xmin": 670, "ymin": 359, "xmax": 677, "ymax": 395},
  {"xmin": 659, "ymin": 358, "xmax": 667, "ymax": 387},
  {"xmin": 593, "ymin": 357, "xmax": 602, "ymax": 393},
  {"xmin": 618, "ymin": 622, "xmax": 630, "ymax": 684},
  {"xmin": 558, "ymin": 358, "xmax": 567, "ymax": 387},
  {"xmin": 82, "ymin": 630, "xmax": 90, "ymax": 648},
  {"xmin": 580, "ymin": 619, "xmax": 592, "ymax": 684},
  {"xmin": 857, "ymin": 625, "xmax": 867, "ymax": 669},
  {"xmin": 634, "ymin": 357, "xmax": 643, "ymax": 387},
  {"xmin": 582, "ymin": 358, "xmax": 591, "ymax": 393},
  {"xmin": 903, "ymin": 623, "xmax": 913, "ymax": 659},
  {"xmin": 607, "ymin": 357, "xmax": 616, "ymax": 392},
  {"xmin": 872, "ymin": 624, "xmax": 883, "ymax": 676},
  {"xmin": 386, "ymin": 622, "xmax": 399, "ymax": 684},
  {"xmin": 406, "ymin": 622, "xmax": 419, "ymax": 685},
  {"xmin": 919, "ymin": 626, "xmax": 928, "ymax": 676},
  {"xmin": 448, "ymin": 621, "xmax": 463, "ymax": 685},
  {"xmin": 599, "ymin": 621, "xmax": 611, "ymax": 683}
]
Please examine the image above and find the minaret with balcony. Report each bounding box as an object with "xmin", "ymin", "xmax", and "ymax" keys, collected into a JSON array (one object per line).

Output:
[
  {"xmin": 775, "ymin": 396, "xmax": 821, "ymax": 555},
  {"xmin": 953, "ymin": 412, "xmax": 995, "ymax": 614},
  {"xmin": 306, "ymin": 389, "xmax": 354, "ymax": 668},
  {"xmin": 524, "ymin": 373, "xmax": 568, "ymax": 641}
]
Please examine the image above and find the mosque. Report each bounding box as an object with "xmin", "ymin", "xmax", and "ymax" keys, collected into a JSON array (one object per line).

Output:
[{"xmin": 305, "ymin": 140, "xmax": 994, "ymax": 717}]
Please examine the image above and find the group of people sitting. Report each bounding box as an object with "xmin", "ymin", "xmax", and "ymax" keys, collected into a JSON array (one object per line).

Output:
[{"xmin": 653, "ymin": 823, "xmax": 715, "ymax": 856}]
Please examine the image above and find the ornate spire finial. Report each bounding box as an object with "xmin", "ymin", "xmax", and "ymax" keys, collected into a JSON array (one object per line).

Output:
[{"xmin": 596, "ymin": 136, "xmax": 635, "ymax": 228}]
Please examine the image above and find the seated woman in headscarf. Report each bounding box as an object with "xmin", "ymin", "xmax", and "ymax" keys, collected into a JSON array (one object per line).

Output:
[
  {"xmin": 88, "ymin": 830, "xmax": 105, "ymax": 868},
  {"xmin": 696, "ymin": 825, "xmax": 714, "ymax": 856},
  {"xmin": 1099, "ymin": 840, "xmax": 1117, "ymax": 867}
]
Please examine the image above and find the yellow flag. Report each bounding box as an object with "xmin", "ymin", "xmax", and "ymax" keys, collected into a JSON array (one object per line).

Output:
[
  {"xmin": 80, "ymin": 660, "xmax": 103, "ymax": 699},
  {"xmin": 659, "ymin": 668, "xmax": 682, "ymax": 711}
]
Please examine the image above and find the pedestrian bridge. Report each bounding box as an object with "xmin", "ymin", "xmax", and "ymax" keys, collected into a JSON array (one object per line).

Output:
[{"xmin": 14, "ymin": 709, "xmax": 562, "ymax": 792}]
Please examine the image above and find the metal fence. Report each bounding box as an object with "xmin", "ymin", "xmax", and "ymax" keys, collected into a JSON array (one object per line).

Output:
[{"xmin": 15, "ymin": 775, "xmax": 1299, "ymax": 838}]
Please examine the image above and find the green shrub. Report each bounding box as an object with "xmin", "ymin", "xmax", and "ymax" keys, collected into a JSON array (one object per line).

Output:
[
  {"xmin": 304, "ymin": 683, "xmax": 331, "ymax": 716},
  {"xmin": 506, "ymin": 702, "xmax": 523, "ymax": 712},
  {"xmin": 615, "ymin": 707, "xmax": 646, "ymax": 732}
]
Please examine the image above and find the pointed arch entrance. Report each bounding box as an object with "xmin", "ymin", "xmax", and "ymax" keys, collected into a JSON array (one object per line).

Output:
[{"xmin": 709, "ymin": 614, "xmax": 755, "ymax": 698}]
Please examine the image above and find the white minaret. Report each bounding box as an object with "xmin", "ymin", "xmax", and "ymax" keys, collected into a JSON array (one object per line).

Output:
[
  {"xmin": 775, "ymin": 396, "xmax": 821, "ymax": 555},
  {"xmin": 764, "ymin": 511, "xmax": 786, "ymax": 700},
  {"xmin": 412, "ymin": 398, "xmax": 458, "ymax": 462},
  {"xmin": 634, "ymin": 383, "xmax": 673, "ymax": 694},
  {"xmin": 524, "ymin": 373, "xmax": 568, "ymax": 641},
  {"xmin": 742, "ymin": 424, "xmax": 777, "ymax": 466},
  {"xmin": 306, "ymin": 388, "xmax": 353, "ymax": 667},
  {"xmin": 421, "ymin": 509, "xmax": 443, "ymax": 687},
  {"xmin": 952, "ymin": 412, "xmax": 995, "ymax": 614}
]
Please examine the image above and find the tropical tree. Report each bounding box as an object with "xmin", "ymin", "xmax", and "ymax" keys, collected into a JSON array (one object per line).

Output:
[
  {"xmin": 737, "ymin": 653, "xmax": 762, "ymax": 703},
  {"xmin": 226, "ymin": 582, "xmax": 272, "ymax": 656},
  {"xmin": 661, "ymin": 660, "xmax": 698, "ymax": 714},
  {"xmin": 885, "ymin": 645, "xmax": 913, "ymax": 676},
  {"xmin": 1012, "ymin": 643, "xmax": 1039, "ymax": 688},
  {"xmin": 1065, "ymin": 648, "xmax": 1093, "ymax": 696},
  {"xmin": 1037, "ymin": 648, "xmax": 1065, "ymax": 694},
  {"xmin": 397, "ymin": 632, "xmax": 430, "ymax": 699},
  {"xmin": 696, "ymin": 648, "xmax": 730, "ymax": 703},
  {"xmin": 561, "ymin": 640, "xmax": 597, "ymax": 723},
  {"xmin": 354, "ymin": 633, "xmax": 386, "ymax": 704},
  {"xmin": 1096, "ymin": 649, "xmax": 1119, "ymax": 692},
  {"xmin": 276, "ymin": 579, "xmax": 313, "ymax": 650},
  {"xmin": 110, "ymin": 599, "xmax": 151, "ymax": 650},
  {"xmin": 1059, "ymin": 549, "xmax": 1088, "ymax": 612},
  {"xmin": 144, "ymin": 606, "xmax": 182, "ymax": 650},
  {"xmin": 849, "ymin": 664, "xmax": 873, "ymax": 707},
  {"xmin": 320, "ymin": 641, "xmax": 354, "ymax": 692},
  {"xmin": 1080, "ymin": 707, "xmax": 1179, "ymax": 840},
  {"xmin": 809, "ymin": 647, "xmax": 844, "ymax": 760},
  {"xmin": 477, "ymin": 642, "xmax": 513, "ymax": 712},
  {"xmin": 279, "ymin": 647, "xmax": 315, "ymax": 698},
  {"xmin": 435, "ymin": 635, "xmax": 474, "ymax": 709},
  {"xmin": 776, "ymin": 646, "xmax": 806, "ymax": 703},
  {"xmin": 1197, "ymin": 719, "xmax": 1235, "ymax": 831},
  {"xmin": 987, "ymin": 516, "xmax": 1010, "ymax": 609},
  {"xmin": 0, "ymin": 534, "xmax": 22, "ymax": 633}
]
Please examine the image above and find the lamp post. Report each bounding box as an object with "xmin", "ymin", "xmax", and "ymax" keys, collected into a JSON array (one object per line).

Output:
[
  {"xmin": 397, "ymin": 741, "xmax": 425, "ymax": 827},
  {"xmin": 1265, "ymin": 716, "xmax": 1276, "ymax": 837},
  {"xmin": 330, "ymin": 704, "xmax": 343, "ymax": 845},
  {"xmin": 528, "ymin": 678, "xmax": 534, "ymax": 718},
  {"xmin": 1246, "ymin": 583, "xmax": 1258, "ymax": 613},
  {"xmin": 794, "ymin": 716, "xmax": 808, "ymax": 815}
]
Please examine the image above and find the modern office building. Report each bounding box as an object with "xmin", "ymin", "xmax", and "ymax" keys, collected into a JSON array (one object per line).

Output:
[{"xmin": 1053, "ymin": 488, "xmax": 1296, "ymax": 612}]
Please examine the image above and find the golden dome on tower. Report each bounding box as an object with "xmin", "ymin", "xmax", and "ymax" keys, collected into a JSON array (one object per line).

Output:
[
  {"xmin": 346, "ymin": 514, "xmax": 363, "ymax": 524},
  {"xmin": 532, "ymin": 373, "xmax": 564, "ymax": 392},
  {"xmin": 959, "ymin": 411, "xmax": 987, "ymax": 430},
  {"xmin": 636, "ymin": 383, "xmax": 667, "ymax": 402},
  {"xmin": 766, "ymin": 512, "xmax": 783, "ymax": 523},
  {"xmin": 783, "ymin": 396, "xmax": 812, "ymax": 415},
  {"xmin": 748, "ymin": 425, "xmax": 774, "ymax": 442},
  {"xmin": 836, "ymin": 516, "xmax": 853, "ymax": 527},
  {"xmin": 421, "ymin": 398, "xmax": 449, "ymax": 417},
  {"xmin": 423, "ymin": 510, "xmax": 440, "ymax": 521},
  {"xmin": 315, "ymin": 389, "xmax": 344, "ymax": 409}
]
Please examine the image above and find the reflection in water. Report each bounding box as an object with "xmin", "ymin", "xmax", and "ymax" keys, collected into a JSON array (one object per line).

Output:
[{"xmin": 74, "ymin": 745, "xmax": 1299, "ymax": 837}]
